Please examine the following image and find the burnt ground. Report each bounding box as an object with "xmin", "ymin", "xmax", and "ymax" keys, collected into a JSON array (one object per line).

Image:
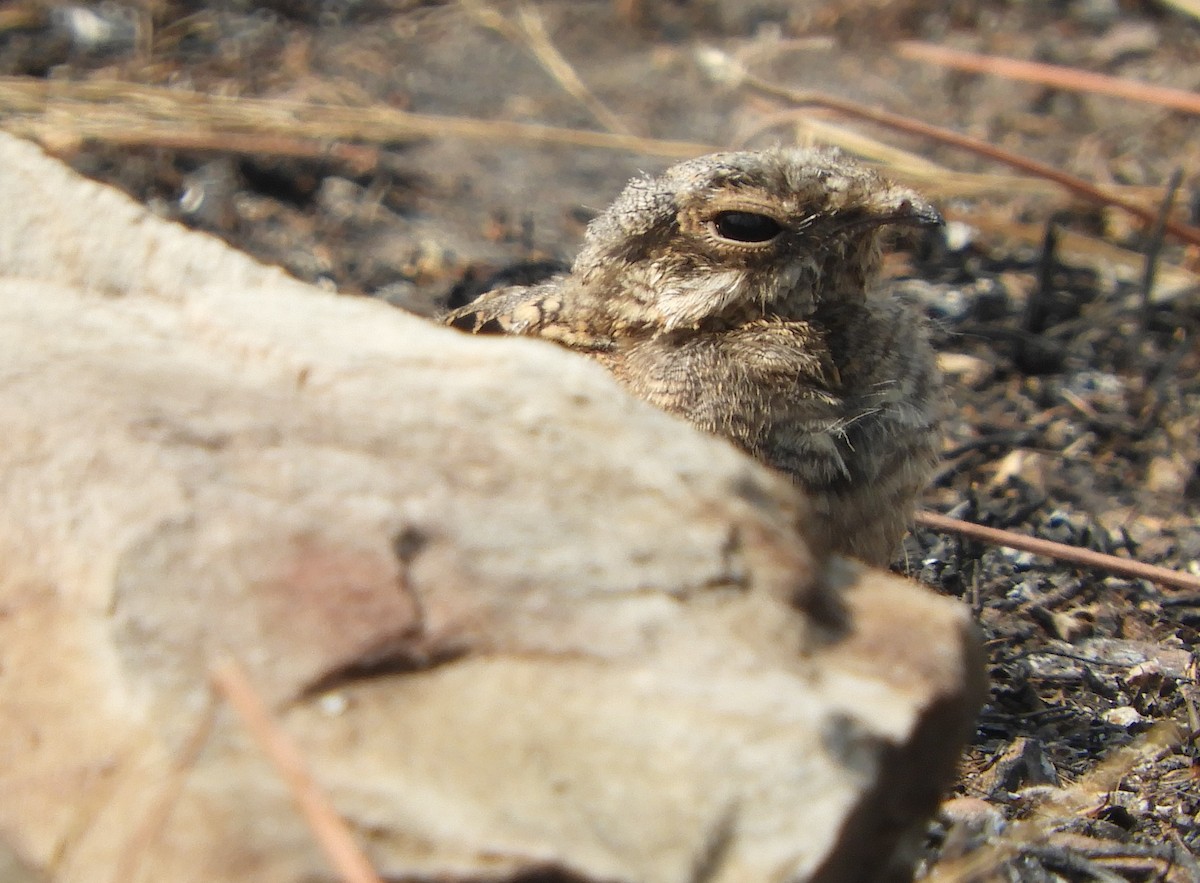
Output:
[{"xmin": 3, "ymin": 1, "xmax": 1199, "ymax": 879}]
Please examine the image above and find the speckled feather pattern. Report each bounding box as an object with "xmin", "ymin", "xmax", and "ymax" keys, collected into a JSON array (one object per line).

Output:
[{"xmin": 444, "ymin": 148, "xmax": 943, "ymax": 565}]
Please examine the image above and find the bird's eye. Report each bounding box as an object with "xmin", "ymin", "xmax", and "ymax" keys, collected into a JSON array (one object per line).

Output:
[{"xmin": 711, "ymin": 211, "xmax": 783, "ymax": 244}]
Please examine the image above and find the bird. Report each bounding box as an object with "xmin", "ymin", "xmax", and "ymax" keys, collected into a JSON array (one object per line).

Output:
[{"xmin": 443, "ymin": 147, "xmax": 943, "ymax": 566}]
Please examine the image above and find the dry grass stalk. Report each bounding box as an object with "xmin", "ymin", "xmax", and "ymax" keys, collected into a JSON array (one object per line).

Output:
[
  {"xmin": 109, "ymin": 700, "xmax": 218, "ymax": 883},
  {"xmin": 896, "ymin": 41, "xmax": 1200, "ymax": 116},
  {"xmin": 462, "ymin": 0, "xmax": 633, "ymax": 135},
  {"xmin": 736, "ymin": 108, "xmax": 947, "ymax": 172},
  {"xmin": 211, "ymin": 659, "xmax": 384, "ymax": 883},
  {"xmin": 915, "ymin": 511, "xmax": 1200, "ymax": 592},
  {"xmin": 0, "ymin": 76, "xmax": 712, "ymax": 159}
]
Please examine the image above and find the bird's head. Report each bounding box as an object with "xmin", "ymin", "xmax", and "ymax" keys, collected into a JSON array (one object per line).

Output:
[{"xmin": 574, "ymin": 147, "xmax": 941, "ymax": 332}]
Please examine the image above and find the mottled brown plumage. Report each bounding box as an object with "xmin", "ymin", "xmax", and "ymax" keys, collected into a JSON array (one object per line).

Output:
[{"xmin": 444, "ymin": 148, "xmax": 943, "ymax": 565}]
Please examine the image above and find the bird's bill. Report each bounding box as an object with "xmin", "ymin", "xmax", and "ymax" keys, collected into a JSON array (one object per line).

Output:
[
  {"xmin": 865, "ymin": 188, "xmax": 944, "ymax": 230},
  {"xmin": 824, "ymin": 187, "xmax": 944, "ymax": 237}
]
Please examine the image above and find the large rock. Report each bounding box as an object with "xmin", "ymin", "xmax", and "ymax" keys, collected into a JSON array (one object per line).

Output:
[{"xmin": 0, "ymin": 132, "xmax": 983, "ymax": 883}]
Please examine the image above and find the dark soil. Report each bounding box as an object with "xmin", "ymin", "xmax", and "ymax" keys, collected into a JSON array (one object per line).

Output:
[{"xmin": 5, "ymin": 1, "xmax": 1199, "ymax": 879}]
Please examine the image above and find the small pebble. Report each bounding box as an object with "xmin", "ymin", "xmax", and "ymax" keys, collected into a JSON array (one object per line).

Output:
[{"xmin": 1102, "ymin": 706, "xmax": 1146, "ymax": 728}]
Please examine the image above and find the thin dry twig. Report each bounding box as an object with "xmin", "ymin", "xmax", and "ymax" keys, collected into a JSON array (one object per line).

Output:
[
  {"xmin": 110, "ymin": 699, "xmax": 218, "ymax": 883},
  {"xmin": 0, "ymin": 77, "xmax": 713, "ymax": 159},
  {"xmin": 736, "ymin": 106, "xmax": 947, "ymax": 172},
  {"xmin": 1136, "ymin": 169, "xmax": 1184, "ymax": 342},
  {"xmin": 896, "ymin": 41, "xmax": 1200, "ymax": 116},
  {"xmin": 462, "ymin": 1, "xmax": 633, "ymax": 135},
  {"xmin": 211, "ymin": 659, "xmax": 384, "ymax": 883},
  {"xmin": 698, "ymin": 50, "xmax": 1200, "ymax": 247},
  {"xmin": 107, "ymin": 130, "xmax": 381, "ymax": 169},
  {"xmin": 915, "ymin": 510, "xmax": 1200, "ymax": 593}
]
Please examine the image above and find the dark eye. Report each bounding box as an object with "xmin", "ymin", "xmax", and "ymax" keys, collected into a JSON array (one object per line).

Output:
[{"xmin": 711, "ymin": 211, "xmax": 783, "ymax": 243}]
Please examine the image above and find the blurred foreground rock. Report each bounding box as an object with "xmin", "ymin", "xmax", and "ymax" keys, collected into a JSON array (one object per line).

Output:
[{"xmin": 0, "ymin": 133, "xmax": 983, "ymax": 883}]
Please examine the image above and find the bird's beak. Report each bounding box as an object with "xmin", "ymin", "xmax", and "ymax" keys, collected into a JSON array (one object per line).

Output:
[
  {"xmin": 867, "ymin": 187, "xmax": 944, "ymax": 230},
  {"xmin": 827, "ymin": 187, "xmax": 943, "ymax": 236}
]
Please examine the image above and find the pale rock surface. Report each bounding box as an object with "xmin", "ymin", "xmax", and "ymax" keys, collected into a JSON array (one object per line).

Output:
[{"xmin": 0, "ymin": 132, "xmax": 983, "ymax": 883}]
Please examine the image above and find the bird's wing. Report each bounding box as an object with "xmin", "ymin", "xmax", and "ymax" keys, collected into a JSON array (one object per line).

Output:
[{"xmin": 442, "ymin": 281, "xmax": 615, "ymax": 352}]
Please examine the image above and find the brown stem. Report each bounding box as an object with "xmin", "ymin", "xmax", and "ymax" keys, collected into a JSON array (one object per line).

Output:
[
  {"xmin": 915, "ymin": 510, "xmax": 1200, "ymax": 593},
  {"xmin": 211, "ymin": 659, "xmax": 385, "ymax": 883},
  {"xmin": 896, "ymin": 41, "xmax": 1200, "ymax": 116}
]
